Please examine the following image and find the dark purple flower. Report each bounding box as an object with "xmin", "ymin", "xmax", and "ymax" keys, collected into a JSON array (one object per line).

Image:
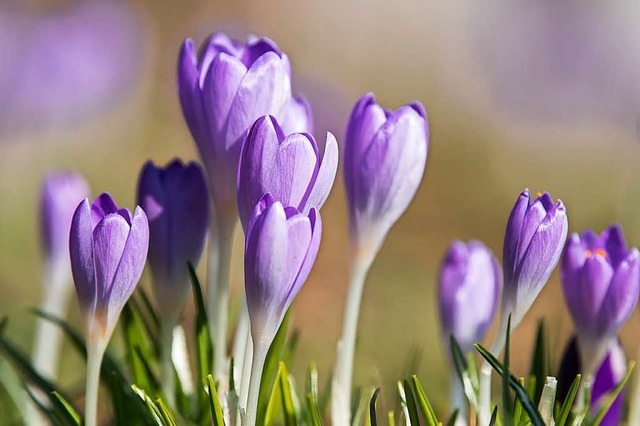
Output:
[
  {"xmin": 177, "ymin": 32, "xmax": 292, "ymax": 215},
  {"xmin": 137, "ymin": 160, "xmax": 209, "ymax": 319},
  {"xmin": 237, "ymin": 115, "xmax": 338, "ymax": 229},
  {"xmin": 40, "ymin": 172, "xmax": 90, "ymax": 267},
  {"xmin": 343, "ymin": 92, "xmax": 429, "ymax": 255},
  {"xmin": 558, "ymin": 336, "xmax": 626, "ymax": 426},
  {"xmin": 244, "ymin": 193, "xmax": 321, "ymax": 344},
  {"xmin": 502, "ymin": 189, "xmax": 568, "ymax": 328},
  {"xmin": 438, "ymin": 241, "xmax": 501, "ymax": 354},
  {"xmin": 69, "ymin": 193, "xmax": 149, "ymax": 343},
  {"xmin": 281, "ymin": 95, "xmax": 314, "ymax": 135},
  {"xmin": 561, "ymin": 225, "xmax": 639, "ymax": 372}
]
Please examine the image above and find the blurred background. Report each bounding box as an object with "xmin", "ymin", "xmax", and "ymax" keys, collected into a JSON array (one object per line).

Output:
[{"xmin": 2, "ymin": 0, "xmax": 640, "ymax": 419}]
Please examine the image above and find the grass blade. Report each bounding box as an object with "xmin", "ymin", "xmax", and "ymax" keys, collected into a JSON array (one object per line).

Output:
[
  {"xmin": 51, "ymin": 391, "xmax": 81, "ymax": 426},
  {"xmin": 410, "ymin": 375, "xmax": 438, "ymax": 426},
  {"xmin": 529, "ymin": 319, "xmax": 548, "ymax": 406},
  {"xmin": 502, "ymin": 315, "xmax": 513, "ymax": 426},
  {"xmin": 206, "ymin": 374, "xmax": 225, "ymax": 426},
  {"xmin": 369, "ymin": 387, "xmax": 381, "ymax": 426}
]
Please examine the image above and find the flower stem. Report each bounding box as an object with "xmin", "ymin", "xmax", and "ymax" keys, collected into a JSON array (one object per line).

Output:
[
  {"xmin": 85, "ymin": 343, "xmax": 105, "ymax": 426},
  {"xmin": 207, "ymin": 211, "xmax": 235, "ymax": 379},
  {"xmin": 331, "ymin": 247, "xmax": 375, "ymax": 425},
  {"xmin": 245, "ymin": 339, "xmax": 269, "ymax": 426},
  {"xmin": 479, "ymin": 312, "xmax": 510, "ymax": 426},
  {"xmin": 450, "ymin": 370, "xmax": 467, "ymax": 426},
  {"xmin": 160, "ymin": 317, "xmax": 176, "ymax": 407}
]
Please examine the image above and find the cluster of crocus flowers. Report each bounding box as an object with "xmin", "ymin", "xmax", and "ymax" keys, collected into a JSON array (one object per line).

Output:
[
  {"xmin": 243, "ymin": 194, "xmax": 322, "ymax": 426},
  {"xmin": 137, "ymin": 159, "xmax": 209, "ymax": 401},
  {"xmin": 177, "ymin": 32, "xmax": 311, "ymax": 376},
  {"xmin": 438, "ymin": 241, "xmax": 501, "ymax": 419},
  {"xmin": 69, "ymin": 193, "xmax": 149, "ymax": 426},
  {"xmin": 333, "ymin": 92, "xmax": 429, "ymax": 425},
  {"xmin": 561, "ymin": 226, "xmax": 639, "ymax": 396}
]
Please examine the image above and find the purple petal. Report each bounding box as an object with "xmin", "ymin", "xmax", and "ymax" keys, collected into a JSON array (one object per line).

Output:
[
  {"xmin": 603, "ymin": 225, "xmax": 628, "ymax": 268},
  {"xmin": 287, "ymin": 208, "xmax": 322, "ymax": 307},
  {"xmin": 574, "ymin": 255, "xmax": 614, "ymax": 335},
  {"xmin": 301, "ymin": 132, "xmax": 339, "ymax": 214},
  {"xmin": 281, "ymin": 95, "xmax": 314, "ymax": 135},
  {"xmin": 105, "ymin": 206, "xmax": 149, "ymax": 329},
  {"xmin": 90, "ymin": 192, "xmax": 119, "ymax": 229},
  {"xmin": 503, "ymin": 189, "xmax": 531, "ymax": 285},
  {"xmin": 591, "ymin": 342, "xmax": 626, "ymax": 426},
  {"xmin": 177, "ymin": 39, "xmax": 207, "ymax": 147},
  {"xmin": 69, "ymin": 198, "xmax": 96, "ymax": 316},
  {"xmin": 599, "ymin": 249, "xmax": 640, "ymax": 336},
  {"xmin": 514, "ymin": 198, "xmax": 547, "ymax": 265}
]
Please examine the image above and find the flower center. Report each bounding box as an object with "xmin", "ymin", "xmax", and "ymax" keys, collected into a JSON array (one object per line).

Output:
[{"xmin": 585, "ymin": 248, "xmax": 607, "ymax": 258}]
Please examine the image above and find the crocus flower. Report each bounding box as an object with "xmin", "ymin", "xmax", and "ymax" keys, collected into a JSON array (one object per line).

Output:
[
  {"xmin": 438, "ymin": 241, "xmax": 501, "ymax": 354},
  {"xmin": 69, "ymin": 193, "xmax": 148, "ymax": 426},
  {"xmin": 558, "ymin": 336, "xmax": 626, "ymax": 426},
  {"xmin": 33, "ymin": 172, "xmax": 90, "ymax": 382},
  {"xmin": 244, "ymin": 193, "xmax": 322, "ymax": 425},
  {"xmin": 501, "ymin": 189, "xmax": 568, "ymax": 332},
  {"xmin": 561, "ymin": 225, "xmax": 639, "ymax": 376},
  {"xmin": 41, "ymin": 172, "xmax": 91, "ymax": 275},
  {"xmin": 343, "ymin": 92, "xmax": 429, "ymax": 257},
  {"xmin": 137, "ymin": 159, "xmax": 209, "ymax": 320},
  {"xmin": 177, "ymin": 32, "xmax": 292, "ymax": 214},
  {"xmin": 237, "ymin": 115, "xmax": 338, "ymax": 229}
]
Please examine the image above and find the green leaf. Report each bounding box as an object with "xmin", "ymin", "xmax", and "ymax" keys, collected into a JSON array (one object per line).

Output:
[
  {"xmin": 502, "ymin": 315, "xmax": 513, "ymax": 426},
  {"xmin": 475, "ymin": 343, "xmax": 544, "ymax": 426},
  {"xmin": 445, "ymin": 410, "xmax": 458, "ymax": 426},
  {"xmin": 401, "ymin": 379, "xmax": 420, "ymax": 426},
  {"xmin": 156, "ymin": 398, "xmax": 177, "ymax": 426},
  {"xmin": 529, "ymin": 319, "xmax": 548, "ymax": 406},
  {"xmin": 591, "ymin": 362, "xmax": 635, "ymax": 426},
  {"xmin": 410, "ymin": 375, "xmax": 438, "ymax": 426},
  {"xmin": 122, "ymin": 303, "xmax": 156, "ymax": 393},
  {"xmin": 206, "ymin": 374, "xmax": 225, "ymax": 426},
  {"xmin": 51, "ymin": 391, "xmax": 81, "ymax": 426},
  {"xmin": 132, "ymin": 385, "xmax": 166, "ymax": 426},
  {"xmin": 513, "ymin": 377, "xmax": 525, "ymax": 425},
  {"xmin": 351, "ymin": 387, "xmax": 370, "ymax": 426},
  {"xmin": 256, "ymin": 308, "xmax": 293, "ymax": 426},
  {"xmin": 188, "ymin": 262, "xmax": 213, "ymax": 384},
  {"xmin": 450, "ymin": 336, "xmax": 479, "ymax": 409},
  {"xmin": 556, "ymin": 374, "xmax": 580, "ymax": 426},
  {"xmin": 388, "ymin": 411, "xmax": 395, "ymax": 426},
  {"xmin": 369, "ymin": 387, "xmax": 380, "ymax": 426},
  {"xmin": 278, "ymin": 363, "xmax": 298, "ymax": 426},
  {"xmin": 488, "ymin": 405, "xmax": 498, "ymax": 426},
  {"xmin": 306, "ymin": 392, "xmax": 323, "ymax": 426}
]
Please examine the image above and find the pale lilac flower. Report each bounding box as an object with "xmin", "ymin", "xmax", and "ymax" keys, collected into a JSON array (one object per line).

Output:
[{"xmin": 236, "ymin": 115, "xmax": 337, "ymax": 229}]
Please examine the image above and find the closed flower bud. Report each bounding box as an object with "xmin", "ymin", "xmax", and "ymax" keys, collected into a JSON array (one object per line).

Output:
[
  {"xmin": 177, "ymin": 32, "xmax": 292, "ymax": 214},
  {"xmin": 281, "ymin": 95, "xmax": 314, "ymax": 134},
  {"xmin": 561, "ymin": 225, "xmax": 639, "ymax": 374},
  {"xmin": 137, "ymin": 159, "xmax": 209, "ymax": 319},
  {"xmin": 438, "ymin": 241, "xmax": 501, "ymax": 354},
  {"xmin": 40, "ymin": 172, "xmax": 90, "ymax": 268},
  {"xmin": 244, "ymin": 193, "xmax": 322, "ymax": 344},
  {"xmin": 237, "ymin": 115, "xmax": 338, "ymax": 230},
  {"xmin": 343, "ymin": 92, "xmax": 428, "ymax": 257},
  {"xmin": 69, "ymin": 193, "xmax": 149, "ymax": 345},
  {"xmin": 502, "ymin": 189, "xmax": 568, "ymax": 329}
]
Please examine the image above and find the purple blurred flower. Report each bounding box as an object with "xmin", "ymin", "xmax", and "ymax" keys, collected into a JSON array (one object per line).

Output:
[
  {"xmin": 177, "ymin": 32, "xmax": 292, "ymax": 215},
  {"xmin": 343, "ymin": 92, "xmax": 429, "ymax": 255},
  {"xmin": 244, "ymin": 193, "xmax": 322, "ymax": 345},
  {"xmin": 236, "ymin": 115, "xmax": 338, "ymax": 229},
  {"xmin": 558, "ymin": 336, "xmax": 626, "ymax": 426},
  {"xmin": 561, "ymin": 225, "xmax": 639, "ymax": 373},
  {"xmin": 69, "ymin": 193, "xmax": 149, "ymax": 344},
  {"xmin": 41, "ymin": 172, "xmax": 90, "ymax": 267},
  {"xmin": 438, "ymin": 241, "xmax": 501, "ymax": 354},
  {"xmin": 502, "ymin": 189, "xmax": 568, "ymax": 328},
  {"xmin": 137, "ymin": 160, "xmax": 209, "ymax": 319},
  {"xmin": 281, "ymin": 95, "xmax": 314, "ymax": 134},
  {"xmin": 0, "ymin": 1, "xmax": 144, "ymax": 136}
]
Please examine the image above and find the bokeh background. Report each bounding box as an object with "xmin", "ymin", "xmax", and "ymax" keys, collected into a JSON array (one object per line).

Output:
[{"xmin": 2, "ymin": 0, "xmax": 640, "ymax": 419}]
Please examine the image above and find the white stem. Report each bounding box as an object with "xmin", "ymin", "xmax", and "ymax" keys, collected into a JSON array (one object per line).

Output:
[
  {"xmin": 450, "ymin": 370, "xmax": 468, "ymax": 426},
  {"xmin": 627, "ymin": 349, "xmax": 640, "ymax": 425},
  {"xmin": 207, "ymin": 212, "xmax": 236, "ymax": 379},
  {"xmin": 538, "ymin": 377, "xmax": 557, "ymax": 426},
  {"xmin": 331, "ymin": 249, "xmax": 375, "ymax": 425},
  {"xmin": 479, "ymin": 312, "xmax": 510, "ymax": 426},
  {"xmin": 245, "ymin": 340, "xmax": 269, "ymax": 426},
  {"xmin": 85, "ymin": 343, "xmax": 105, "ymax": 426},
  {"xmin": 32, "ymin": 261, "xmax": 71, "ymax": 380},
  {"xmin": 171, "ymin": 326, "xmax": 194, "ymax": 394},
  {"xmin": 232, "ymin": 305, "xmax": 251, "ymax": 391},
  {"xmin": 160, "ymin": 317, "xmax": 176, "ymax": 407},
  {"xmin": 239, "ymin": 328, "xmax": 254, "ymax": 409}
]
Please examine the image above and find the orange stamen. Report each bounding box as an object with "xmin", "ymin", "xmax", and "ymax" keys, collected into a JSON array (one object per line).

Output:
[
  {"xmin": 536, "ymin": 192, "xmax": 543, "ymax": 198},
  {"xmin": 585, "ymin": 249, "xmax": 607, "ymax": 259}
]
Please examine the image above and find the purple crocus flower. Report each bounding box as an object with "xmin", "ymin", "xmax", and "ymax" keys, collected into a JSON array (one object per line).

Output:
[
  {"xmin": 69, "ymin": 193, "xmax": 149, "ymax": 344},
  {"xmin": 244, "ymin": 193, "xmax": 322, "ymax": 424},
  {"xmin": 343, "ymin": 92, "xmax": 429, "ymax": 256},
  {"xmin": 244, "ymin": 193, "xmax": 322, "ymax": 345},
  {"xmin": 177, "ymin": 32, "xmax": 292, "ymax": 213},
  {"xmin": 438, "ymin": 241, "xmax": 501, "ymax": 354},
  {"xmin": 561, "ymin": 225, "xmax": 639, "ymax": 375},
  {"xmin": 137, "ymin": 159, "xmax": 209, "ymax": 320},
  {"xmin": 41, "ymin": 172, "xmax": 91, "ymax": 268},
  {"xmin": 501, "ymin": 189, "xmax": 568, "ymax": 330},
  {"xmin": 558, "ymin": 336, "xmax": 626, "ymax": 426},
  {"xmin": 236, "ymin": 115, "xmax": 338, "ymax": 230}
]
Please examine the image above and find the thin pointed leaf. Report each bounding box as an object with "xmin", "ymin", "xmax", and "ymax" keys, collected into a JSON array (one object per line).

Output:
[
  {"xmin": 488, "ymin": 406, "xmax": 498, "ymax": 426},
  {"xmin": 502, "ymin": 315, "xmax": 513, "ymax": 425},
  {"xmin": 402, "ymin": 379, "xmax": 421, "ymax": 426},
  {"xmin": 306, "ymin": 393, "xmax": 323, "ymax": 426},
  {"xmin": 279, "ymin": 363, "xmax": 297, "ymax": 426},
  {"xmin": 445, "ymin": 410, "xmax": 459, "ymax": 426},
  {"xmin": 206, "ymin": 375, "xmax": 225, "ymax": 426},
  {"xmin": 156, "ymin": 398, "xmax": 177, "ymax": 426},
  {"xmin": 450, "ymin": 336, "xmax": 479, "ymax": 409},
  {"xmin": 529, "ymin": 319, "xmax": 548, "ymax": 405},
  {"xmin": 388, "ymin": 411, "xmax": 395, "ymax": 426},
  {"xmin": 591, "ymin": 362, "xmax": 635, "ymax": 426},
  {"xmin": 369, "ymin": 387, "xmax": 381, "ymax": 426},
  {"xmin": 51, "ymin": 391, "xmax": 81, "ymax": 426},
  {"xmin": 351, "ymin": 388, "xmax": 370, "ymax": 426},
  {"xmin": 188, "ymin": 262, "xmax": 213, "ymax": 384},
  {"xmin": 411, "ymin": 375, "xmax": 438, "ymax": 426},
  {"xmin": 122, "ymin": 303, "xmax": 156, "ymax": 393},
  {"xmin": 513, "ymin": 377, "xmax": 525, "ymax": 425},
  {"xmin": 397, "ymin": 381, "xmax": 411, "ymax": 426},
  {"xmin": 132, "ymin": 385, "xmax": 166, "ymax": 426},
  {"xmin": 475, "ymin": 343, "xmax": 544, "ymax": 426}
]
